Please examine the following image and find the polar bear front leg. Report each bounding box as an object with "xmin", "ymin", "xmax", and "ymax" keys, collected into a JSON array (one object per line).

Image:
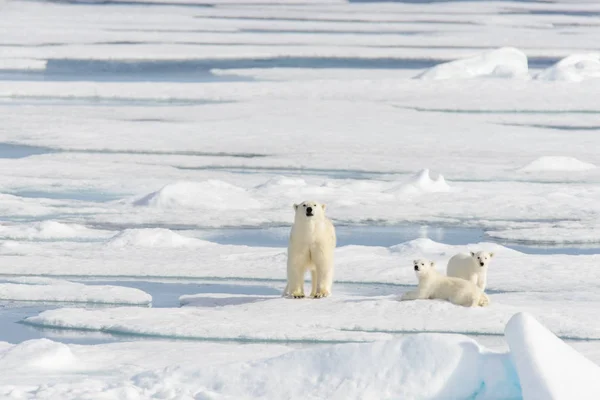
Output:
[
  {"xmin": 286, "ymin": 252, "xmax": 309, "ymax": 298},
  {"xmin": 477, "ymin": 270, "xmax": 487, "ymax": 292},
  {"xmin": 309, "ymin": 270, "xmax": 317, "ymax": 298},
  {"xmin": 311, "ymin": 247, "xmax": 333, "ymax": 298}
]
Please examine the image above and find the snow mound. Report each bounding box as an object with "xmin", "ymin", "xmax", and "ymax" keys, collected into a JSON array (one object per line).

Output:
[
  {"xmin": 415, "ymin": 47, "xmax": 529, "ymax": 80},
  {"xmin": 519, "ymin": 156, "xmax": 596, "ymax": 172},
  {"xmin": 505, "ymin": 312, "xmax": 600, "ymax": 400},
  {"xmin": 0, "ymin": 278, "xmax": 152, "ymax": 305},
  {"xmin": 107, "ymin": 228, "xmax": 208, "ymax": 248},
  {"xmin": 133, "ymin": 180, "xmax": 260, "ymax": 210},
  {"xmin": 387, "ymin": 169, "xmax": 451, "ymax": 194},
  {"xmin": 535, "ymin": 53, "xmax": 600, "ymax": 82},
  {"xmin": 0, "ymin": 221, "xmax": 112, "ymax": 240},
  {"xmin": 138, "ymin": 334, "xmax": 521, "ymax": 400},
  {"xmin": 389, "ymin": 237, "xmax": 454, "ymax": 256},
  {"xmin": 0, "ymin": 339, "xmax": 77, "ymax": 371}
]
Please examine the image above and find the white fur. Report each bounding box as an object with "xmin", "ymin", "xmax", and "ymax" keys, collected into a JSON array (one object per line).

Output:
[
  {"xmin": 401, "ymin": 259, "xmax": 489, "ymax": 307},
  {"xmin": 282, "ymin": 200, "xmax": 336, "ymax": 299},
  {"xmin": 446, "ymin": 251, "xmax": 494, "ymax": 292}
]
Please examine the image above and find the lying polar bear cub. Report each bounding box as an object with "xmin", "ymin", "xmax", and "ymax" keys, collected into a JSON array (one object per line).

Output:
[
  {"xmin": 446, "ymin": 251, "xmax": 494, "ymax": 292},
  {"xmin": 283, "ymin": 200, "xmax": 336, "ymax": 299},
  {"xmin": 401, "ymin": 259, "xmax": 489, "ymax": 307}
]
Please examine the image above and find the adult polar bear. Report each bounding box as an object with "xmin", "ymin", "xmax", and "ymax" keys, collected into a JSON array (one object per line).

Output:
[
  {"xmin": 283, "ymin": 200, "xmax": 336, "ymax": 299},
  {"xmin": 401, "ymin": 259, "xmax": 489, "ymax": 307}
]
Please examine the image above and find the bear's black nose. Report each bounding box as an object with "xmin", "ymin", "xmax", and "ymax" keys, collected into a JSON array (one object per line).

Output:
[
  {"xmin": 306, "ymin": 207, "xmax": 313, "ymax": 215},
  {"xmin": 414, "ymin": 265, "xmax": 419, "ymax": 271},
  {"xmin": 480, "ymin": 262, "xmax": 484, "ymax": 267}
]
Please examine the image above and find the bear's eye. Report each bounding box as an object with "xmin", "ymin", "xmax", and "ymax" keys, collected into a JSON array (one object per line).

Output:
[{"xmin": 303, "ymin": 204, "xmax": 306, "ymax": 207}]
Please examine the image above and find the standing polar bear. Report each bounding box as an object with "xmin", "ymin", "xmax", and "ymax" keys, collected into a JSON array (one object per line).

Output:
[
  {"xmin": 446, "ymin": 251, "xmax": 494, "ymax": 292},
  {"xmin": 401, "ymin": 259, "xmax": 489, "ymax": 307},
  {"xmin": 283, "ymin": 200, "xmax": 336, "ymax": 299}
]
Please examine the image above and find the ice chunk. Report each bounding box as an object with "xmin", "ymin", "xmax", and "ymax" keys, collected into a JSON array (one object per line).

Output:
[
  {"xmin": 505, "ymin": 312, "xmax": 600, "ymax": 400},
  {"xmin": 387, "ymin": 169, "xmax": 451, "ymax": 194},
  {"xmin": 0, "ymin": 277, "xmax": 151, "ymax": 305}
]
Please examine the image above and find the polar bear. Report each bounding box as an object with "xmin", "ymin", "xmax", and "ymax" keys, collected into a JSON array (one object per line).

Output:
[
  {"xmin": 282, "ymin": 200, "xmax": 336, "ymax": 299},
  {"xmin": 401, "ymin": 259, "xmax": 489, "ymax": 307},
  {"xmin": 446, "ymin": 251, "xmax": 494, "ymax": 292}
]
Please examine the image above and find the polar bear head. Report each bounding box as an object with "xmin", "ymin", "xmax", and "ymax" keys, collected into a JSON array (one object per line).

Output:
[
  {"xmin": 470, "ymin": 251, "xmax": 494, "ymax": 268},
  {"xmin": 413, "ymin": 259, "xmax": 435, "ymax": 278},
  {"xmin": 293, "ymin": 200, "xmax": 326, "ymax": 221}
]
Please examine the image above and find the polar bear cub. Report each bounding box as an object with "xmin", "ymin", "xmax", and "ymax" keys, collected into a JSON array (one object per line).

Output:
[
  {"xmin": 283, "ymin": 200, "xmax": 336, "ymax": 299},
  {"xmin": 401, "ymin": 259, "xmax": 489, "ymax": 307},
  {"xmin": 446, "ymin": 251, "xmax": 494, "ymax": 292}
]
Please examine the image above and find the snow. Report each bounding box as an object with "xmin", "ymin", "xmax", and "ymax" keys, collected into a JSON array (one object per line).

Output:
[
  {"xmin": 535, "ymin": 53, "xmax": 600, "ymax": 82},
  {"xmin": 107, "ymin": 228, "xmax": 210, "ymax": 248},
  {"xmin": 414, "ymin": 48, "xmax": 529, "ymax": 81},
  {"xmin": 2, "ymin": 0, "xmax": 600, "ymax": 397},
  {"xmin": 386, "ymin": 168, "xmax": 451, "ymax": 194},
  {"xmin": 505, "ymin": 312, "xmax": 600, "ymax": 400},
  {"xmin": 0, "ymin": 220, "xmax": 113, "ymax": 241},
  {"xmin": 132, "ymin": 180, "xmax": 261, "ymax": 210},
  {"xmin": 518, "ymin": 156, "xmax": 597, "ymax": 172},
  {"xmin": 0, "ymin": 277, "xmax": 152, "ymax": 305}
]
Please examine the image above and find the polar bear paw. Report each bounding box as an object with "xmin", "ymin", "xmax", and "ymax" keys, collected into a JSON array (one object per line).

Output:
[
  {"xmin": 290, "ymin": 290, "xmax": 305, "ymax": 299},
  {"xmin": 478, "ymin": 293, "xmax": 490, "ymax": 307},
  {"xmin": 313, "ymin": 289, "xmax": 330, "ymax": 298}
]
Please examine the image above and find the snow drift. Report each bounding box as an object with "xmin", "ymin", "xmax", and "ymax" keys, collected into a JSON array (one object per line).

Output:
[
  {"xmin": 133, "ymin": 180, "xmax": 260, "ymax": 210},
  {"xmin": 415, "ymin": 47, "xmax": 529, "ymax": 80},
  {"xmin": 176, "ymin": 334, "xmax": 521, "ymax": 400},
  {"xmin": 535, "ymin": 53, "xmax": 600, "ymax": 82},
  {"xmin": 518, "ymin": 156, "xmax": 596, "ymax": 172},
  {"xmin": 107, "ymin": 228, "xmax": 209, "ymax": 248},
  {"xmin": 0, "ymin": 221, "xmax": 112, "ymax": 241}
]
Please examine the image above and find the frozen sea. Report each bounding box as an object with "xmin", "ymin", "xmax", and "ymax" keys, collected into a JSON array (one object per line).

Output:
[{"xmin": 2, "ymin": 0, "xmax": 600, "ymax": 398}]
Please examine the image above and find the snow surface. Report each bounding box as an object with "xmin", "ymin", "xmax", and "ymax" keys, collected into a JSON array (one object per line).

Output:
[
  {"xmin": 536, "ymin": 53, "xmax": 600, "ymax": 82},
  {"xmin": 415, "ymin": 48, "xmax": 529, "ymax": 80},
  {"xmin": 0, "ymin": 220, "xmax": 113, "ymax": 241},
  {"xmin": 0, "ymin": 277, "xmax": 152, "ymax": 305},
  {"xmin": 3, "ymin": 0, "xmax": 600, "ymax": 397}
]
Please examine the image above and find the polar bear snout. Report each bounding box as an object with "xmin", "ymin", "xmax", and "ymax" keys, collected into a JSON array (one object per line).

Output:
[
  {"xmin": 414, "ymin": 265, "xmax": 419, "ymax": 271},
  {"xmin": 479, "ymin": 262, "xmax": 485, "ymax": 267},
  {"xmin": 305, "ymin": 206, "xmax": 313, "ymax": 217}
]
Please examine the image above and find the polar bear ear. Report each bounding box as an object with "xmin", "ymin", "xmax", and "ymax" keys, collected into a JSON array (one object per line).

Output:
[
  {"xmin": 321, "ymin": 203, "xmax": 326, "ymax": 211},
  {"xmin": 293, "ymin": 203, "xmax": 298, "ymax": 211},
  {"xmin": 470, "ymin": 251, "xmax": 475, "ymax": 257},
  {"xmin": 489, "ymin": 252, "xmax": 495, "ymax": 258},
  {"xmin": 430, "ymin": 261, "xmax": 435, "ymax": 267}
]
